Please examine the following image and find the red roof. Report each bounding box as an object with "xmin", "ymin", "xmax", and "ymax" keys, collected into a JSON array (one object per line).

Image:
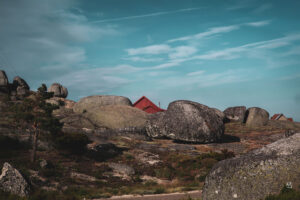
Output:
[
  {"xmin": 133, "ymin": 96, "xmax": 165, "ymax": 114},
  {"xmin": 271, "ymin": 114, "xmax": 282, "ymax": 120},
  {"xmin": 287, "ymin": 118, "xmax": 293, "ymax": 122}
]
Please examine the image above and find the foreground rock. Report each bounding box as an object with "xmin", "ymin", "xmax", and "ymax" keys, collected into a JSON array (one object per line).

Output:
[
  {"xmin": 223, "ymin": 106, "xmax": 246, "ymax": 122},
  {"xmin": 146, "ymin": 100, "xmax": 224, "ymax": 143},
  {"xmin": 0, "ymin": 162, "xmax": 30, "ymax": 197},
  {"xmin": 245, "ymin": 107, "xmax": 269, "ymax": 127},
  {"xmin": 48, "ymin": 83, "xmax": 68, "ymax": 98},
  {"xmin": 202, "ymin": 133, "xmax": 300, "ymax": 200},
  {"xmin": 73, "ymin": 95, "xmax": 132, "ymax": 113}
]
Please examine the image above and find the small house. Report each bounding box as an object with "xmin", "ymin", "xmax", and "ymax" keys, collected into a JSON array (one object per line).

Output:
[
  {"xmin": 271, "ymin": 114, "xmax": 293, "ymax": 122},
  {"xmin": 133, "ymin": 96, "xmax": 165, "ymax": 114}
]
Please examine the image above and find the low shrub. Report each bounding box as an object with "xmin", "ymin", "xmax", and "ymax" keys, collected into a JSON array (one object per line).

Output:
[
  {"xmin": 265, "ymin": 185, "xmax": 300, "ymax": 200},
  {"xmin": 54, "ymin": 132, "xmax": 90, "ymax": 154}
]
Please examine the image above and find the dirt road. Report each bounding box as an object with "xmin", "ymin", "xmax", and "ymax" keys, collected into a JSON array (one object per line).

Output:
[{"xmin": 95, "ymin": 190, "xmax": 202, "ymax": 200}]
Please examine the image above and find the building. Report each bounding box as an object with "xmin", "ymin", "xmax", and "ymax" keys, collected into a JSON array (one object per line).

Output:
[
  {"xmin": 133, "ymin": 96, "xmax": 165, "ymax": 114},
  {"xmin": 271, "ymin": 114, "xmax": 293, "ymax": 122}
]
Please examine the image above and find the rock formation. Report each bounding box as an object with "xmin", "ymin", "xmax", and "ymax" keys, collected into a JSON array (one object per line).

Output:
[
  {"xmin": 0, "ymin": 70, "xmax": 9, "ymax": 94},
  {"xmin": 73, "ymin": 95, "xmax": 132, "ymax": 113},
  {"xmin": 0, "ymin": 162, "xmax": 30, "ymax": 197},
  {"xmin": 223, "ymin": 106, "xmax": 246, "ymax": 122},
  {"xmin": 202, "ymin": 133, "xmax": 300, "ymax": 200},
  {"xmin": 244, "ymin": 107, "xmax": 269, "ymax": 126},
  {"xmin": 146, "ymin": 100, "xmax": 224, "ymax": 143},
  {"xmin": 81, "ymin": 105, "xmax": 149, "ymax": 129},
  {"xmin": 48, "ymin": 83, "xmax": 68, "ymax": 98},
  {"xmin": 12, "ymin": 76, "xmax": 30, "ymax": 98}
]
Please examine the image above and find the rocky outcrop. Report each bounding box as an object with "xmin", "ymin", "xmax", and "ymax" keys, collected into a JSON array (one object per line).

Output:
[
  {"xmin": 202, "ymin": 133, "xmax": 300, "ymax": 200},
  {"xmin": 0, "ymin": 162, "xmax": 30, "ymax": 197},
  {"xmin": 80, "ymin": 105, "xmax": 149, "ymax": 130},
  {"xmin": 73, "ymin": 95, "xmax": 132, "ymax": 114},
  {"xmin": 12, "ymin": 76, "xmax": 30, "ymax": 98},
  {"xmin": 46, "ymin": 97, "xmax": 75, "ymax": 109},
  {"xmin": 48, "ymin": 83, "xmax": 68, "ymax": 98},
  {"xmin": 223, "ymin": 106, "xmax": 246, "ymax": 122},
  {"xmin": 244, "ymin": 107, "xmax": 269, "ymax": 127},
  {"xmin": 0, "ymin": 70, "xmax": 9, "ymax": 94},
  {"xmin": 146, "ymin": 100, "xmax": 224, "ymax": 143}
]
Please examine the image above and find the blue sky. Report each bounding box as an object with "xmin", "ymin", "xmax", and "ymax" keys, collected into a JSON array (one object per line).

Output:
[{"xmin": 0, "ymin": 0, "xmax": 300, "ymax": 121}]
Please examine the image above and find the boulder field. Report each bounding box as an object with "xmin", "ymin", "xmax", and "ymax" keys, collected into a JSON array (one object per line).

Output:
[{"xmin": 202, "ymin": 133, "xmax": 300, "ymax": 200}]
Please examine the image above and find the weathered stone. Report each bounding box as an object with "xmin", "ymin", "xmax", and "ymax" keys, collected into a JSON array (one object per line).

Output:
[
  {"xmin": 46, "ymin": 97, "xmax": 76, "ymax": 109},
  {"xmin": 80, "ymin": 105, "xmax": 149, "ymax": 130},
  {"xmin": 108, "ymin": 163, "xmax": 135, "ymax": 180},
  {"xmin": 146, "ymin": 100, "xmax": 224, "ymax": 143},
  {"xmin": 70, "ymin": 172, "xmax": 97, "ymax": 182},
  {"xmin": 73, "ymin": 95, "xmax": 132, "ymax": 114},
  {"xmin": 202, "ymin": 133, "xmax": 300, "ymax": 200},
  {"xmin": 223, "ymin": 106, "xmax": 246, "ymax": 122},
  {"xmin": 0, "ymin": 162, "xmax": 30, "ymax": 197},
  {"xmin": 48, "ymin": 83, "xmax": 68, "ymax": 98},
  {"xmin": 12, "ymin": 76, "xmax": 30, "ymax": 98},
  {"xmin": 211, "ymin": 108, "xmax": 225, "ymax": 121},
  {"xmin": 0, "ymin": 70, "xmax": 9, "ymax": 94},
  {"xmin": 245, "ymin": 107, "xmax": 269, "ymax": 127}
]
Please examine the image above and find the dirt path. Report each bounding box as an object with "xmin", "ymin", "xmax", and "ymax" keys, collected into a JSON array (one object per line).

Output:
[{"xmin": 95, "ymin": 190, "xmax": 202, "ymax": 200}]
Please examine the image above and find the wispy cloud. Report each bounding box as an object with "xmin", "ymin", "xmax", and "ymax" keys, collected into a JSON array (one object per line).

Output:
[
  {"xmin": 246, "ymin": 20, "xmax": 271, "ymax": 27},
  {"xmin": 91, "ymin": 7, "xmax": 202, "ymax": 23},
  {"xmin": 187, "ymin": 70, "xmax": 205, "ymax": 76},
  {"xmin": 279, "ymin": 73, "xmax": 300, "ymax": 80},
  {"xmin": 123, "ymin": 56, "xmax": 163, "ymax": 62},
  {"xmin": 127, "ymin": 44, "xmax": 171, "ymax": 56},
  {"xmin": 167, "ymin": 25, "xmax": 239, "ymax": 43}
]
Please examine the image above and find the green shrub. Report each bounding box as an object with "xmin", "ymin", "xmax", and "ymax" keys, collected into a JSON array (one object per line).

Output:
[
  {"xmin": 265, "ymin": 185, "xmax": 300, "ymax": 200},
  {"xmin": 0, "ymin": 190, "xmax": 25, "ymax": 200},
  {"xmin": 54, "ymin": 132, "xmax": 90, "ymax": 153}
]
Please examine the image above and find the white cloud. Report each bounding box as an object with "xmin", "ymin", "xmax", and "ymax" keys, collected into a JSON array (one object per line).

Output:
[
  {"xmin": 91, "ymin": 7, "xmax": 202, "ymax": 23},
  {"xmin": 0, "ymin": 0, "xmax": 117, "ymax": 84},
  {"xmin": 187, "ymin": 70, "xmax": 205, "ymax": 76},
  {"xmin": 279, "ymin": 73, "xmax": 300, "ymax": 81},
  {"xmin": 158, "ymin": 69, "xmax": 252, "ymax": 88},
  {"xmin": 246, "ymin": 20, "xmax": 271, "ymax": 27},
  {"xmin": 167, "ymin": 25, "xmax": 239, "ymax": 43},
  {"xmin": 126, "ymin": 44, "xmax": 171, "ymax": 56},
  {"xmin": 123, "ymin": 56, "xmax": 163, "ymax": 62},
  {"xmin": 168, "ymin": 46, "xmax": 197, "ymax": 59}
]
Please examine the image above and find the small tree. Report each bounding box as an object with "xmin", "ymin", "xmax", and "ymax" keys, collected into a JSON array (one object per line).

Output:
[{"xmin": 11, "ymin": 84, "xmax": 62, "ymax": 162}]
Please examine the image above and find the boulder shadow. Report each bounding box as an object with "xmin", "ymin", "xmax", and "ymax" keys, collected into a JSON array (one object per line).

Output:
[{"xmin": 218, "ymin": 134, "xmax": 241, "ymax": 143}]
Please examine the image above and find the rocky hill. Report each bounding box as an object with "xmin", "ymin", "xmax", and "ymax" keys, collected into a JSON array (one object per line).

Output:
[{"xmin": 0, "ymin": 70, "xmax": 300, "ymax": 200}]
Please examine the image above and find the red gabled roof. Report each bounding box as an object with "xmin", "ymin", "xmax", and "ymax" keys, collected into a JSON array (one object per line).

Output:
[
  {"xmin": 287, "ymin": 118, "xmax": 293, "ymax": 122},
  {"xmin": 133, "ymin": 96, "xmax": 165, "ymax": 114},
  {"xmin": 271, "ymin": 114, "xmax": 282, "ymax": 120}
]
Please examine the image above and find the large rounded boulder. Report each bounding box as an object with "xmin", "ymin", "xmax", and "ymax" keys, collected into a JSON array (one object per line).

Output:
[
  {"xmin": 0, "ymin": 70, "xmax": 9, "ymax": 94},
  {"xmin": 202, "ymin": 133, "xmax": 300, "ymax": 200},
  {"xmin": 48, "ymin": 83, "xmax": 68, "ymax": 98},
  {"xmin": 244, "ymin": 107, "xmax": 269, "ymax": 127},
  {"xmin": 146, "ymin": 100, "xmax": 224, "ymax": 143},
  {"xmin": 223, "ymin": 106, "xmax": 246, "ymax": 122},
  {"xmin": 82, "ymin": 105, "xmax": 149, "ymax": 129},
  {"xmin": 73, "ymin": 95, "xmax": 132, "ymax": 114}
]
